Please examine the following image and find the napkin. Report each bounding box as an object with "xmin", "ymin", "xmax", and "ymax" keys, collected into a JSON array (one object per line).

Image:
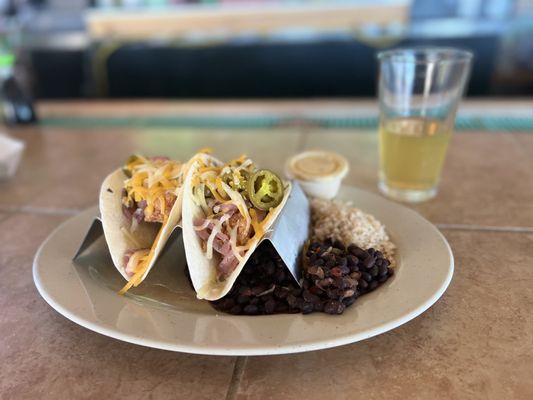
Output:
[{"xmin": 0, "ymin": 133, "xmax": 25, "ymax": 180}]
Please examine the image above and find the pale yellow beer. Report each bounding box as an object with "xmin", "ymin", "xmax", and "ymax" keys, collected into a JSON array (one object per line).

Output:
[
  {"xmin": 379, "ymin": 117, "xmax": 452, "ymax": 191},
  {"xmin": 377, "ymin": 48, "xmax": 471, "ymax": 201}
]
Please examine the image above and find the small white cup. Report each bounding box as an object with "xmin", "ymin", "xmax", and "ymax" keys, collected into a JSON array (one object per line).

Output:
[
  {"xmin": 285, "ymin": 150, "xmax": 349, "ymax": 200},
  {"xmin": 0, "ymin": 134, "xmax": 25, "ymax": 180}
]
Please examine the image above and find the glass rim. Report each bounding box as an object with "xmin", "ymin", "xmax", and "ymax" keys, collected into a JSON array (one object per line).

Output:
[{"xmin": 377, "ymin": 47, "xmax": 473, "ymax": 65}]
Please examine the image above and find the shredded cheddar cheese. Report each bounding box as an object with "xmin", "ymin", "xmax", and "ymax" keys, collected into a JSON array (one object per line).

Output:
[{"xmin": 122, "ymin": 156, "xmax": 183, "ymax": 221}]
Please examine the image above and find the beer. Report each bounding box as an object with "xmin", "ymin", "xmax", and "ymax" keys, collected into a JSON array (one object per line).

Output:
[{"xmin": 379, "ymin": 117, "xmax": 452, "ymax": 191}]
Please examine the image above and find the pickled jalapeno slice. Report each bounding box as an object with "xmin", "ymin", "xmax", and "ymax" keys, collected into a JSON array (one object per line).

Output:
[{"xmin": 247, "ymin": 169, "xmax": 284, "ymax": 211}]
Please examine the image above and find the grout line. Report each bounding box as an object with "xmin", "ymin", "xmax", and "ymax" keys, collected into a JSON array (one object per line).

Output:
[
  {"xmin": 225, "ymin": 357, "xmax": 248, "ymax": 400},
  {"xmin": 436, "ymin": 223, "xmax": 533, "ymax": 233},
  {"xmin": 0, "ymin": 205, "xmax": 82, "ymax": 216}
]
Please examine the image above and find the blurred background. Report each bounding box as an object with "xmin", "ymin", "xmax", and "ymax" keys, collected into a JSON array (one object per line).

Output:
[{"xmin": 1, "ymin": 0, "xmax": 533, "ymax": 122}]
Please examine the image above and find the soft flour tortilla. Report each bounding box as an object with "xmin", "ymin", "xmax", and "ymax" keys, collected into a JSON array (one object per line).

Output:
[
  {"xmin": 99, "ymin": 168, "xmax": 184, "ymax": 283},
  {"xmin": 182, "ymin": 154, "xmax": 292, "ymax": 301}
]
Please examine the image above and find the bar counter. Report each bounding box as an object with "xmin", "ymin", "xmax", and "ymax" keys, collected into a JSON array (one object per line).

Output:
[{"xmin": 1, "ymin": 100, "xmax": 532, "ymax": 399}]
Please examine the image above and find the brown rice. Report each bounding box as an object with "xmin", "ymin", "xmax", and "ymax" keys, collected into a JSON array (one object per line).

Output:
[{"xmin": 310, "ymin": 198, "xmax": 396, "ymax": 266}]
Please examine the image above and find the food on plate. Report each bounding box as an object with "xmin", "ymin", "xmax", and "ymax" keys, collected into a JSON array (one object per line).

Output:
[
  {"xmin": 97, "ymin": 150, "xmax": 396, "ymax": 317},
  {"xmin": 285, "ymin": 150, "xmax": 348, "ymax": 199},
  {"xmin": 211, "ymin": 197, "xmax": 395, "ymax": 315},
  {"xmin": 310, "ymin": 198, "xmax": 396, "ymax": 265},
  {"xmin": 99, "ymin": 154, "xmax": 187, "ymax": 294},
  {"xmin": 182, "ymin": 153, "xmax": 291, "ymax": 301},
  {"xmin": 210, "ymin": 238, "xmax": 394, "ymax": 315}
]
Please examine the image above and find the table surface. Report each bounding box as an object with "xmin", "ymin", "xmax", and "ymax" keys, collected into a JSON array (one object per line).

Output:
[{"xmin": 1, "ymin": 100, "xmax": 532, "ymax": 400}]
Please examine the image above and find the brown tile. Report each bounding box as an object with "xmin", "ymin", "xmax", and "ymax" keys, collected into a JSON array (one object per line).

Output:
[
  {"xmin": 0, "ymin": 213, "xmax": 235, "ymax": 400},
  {"xmin": 236, "ymin": 230, "xmax": 533, "ymax": 400},
  {"xmin": 303, "ymin": 130, "xmax": 533, "ymax": 227},
  {"xmin": 3, "ymin": 127, "xmax": 302, "ymax": 210},
  {"xmin": 513, "ymin": 133, "xmax": 533, "ymax": 163}
]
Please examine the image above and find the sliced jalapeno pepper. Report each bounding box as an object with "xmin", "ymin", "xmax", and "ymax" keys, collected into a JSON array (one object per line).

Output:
[
  {"xmin": 122, "ymin": 154, "xmax": 140, "ymax": 178},
  {"xmin": 247, "ymin": 169, "xmax": 284, "ymax": 211},
  {"xmin": 222, "ymin": 170, "xmax": 250, "ymax": 193}
]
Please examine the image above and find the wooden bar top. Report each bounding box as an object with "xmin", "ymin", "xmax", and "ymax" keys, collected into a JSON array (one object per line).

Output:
[{"xmin": 0, "ymin": 100, "xmax": 532, "ymax": 400}]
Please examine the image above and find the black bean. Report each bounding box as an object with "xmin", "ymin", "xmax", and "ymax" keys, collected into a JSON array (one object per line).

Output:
[
  {"xmin": 264, "ymin": 299, "xmax": 276, "ymax": 314},
  {"xmin": 301, "ymin": 302, "xmax": 314, "ymax": 314},
  {"xmin": 237, "ymin": 295, "xmax": 250, "ymax": 305},
  {"xmin": 348, "ymin": 244, "xmax": 363, "ymax": 256},
  {"xmin": 239, "ymin": 286, "xmax": 253, "ymax": 296},
  {"xmin": 324, "ymin": 301, "xmax": 346, "ymax": 315},
  {"xmin": 314, "ymin": 258, "xmax": 325, "ymax": 266},
  {"xmin": 303, "ymin": 290, "xmax": 321, "ymax": 304},
  {"xmin": 354, "ymin": 250, "xmax": 368, "ymax": 259},
  {"xmin": 350, "ymin": 265, "xmax": 360, "ymax": 273},
  {"xmin": 275, "ymin": 269, "xmax": 286, "ymax": 282},
  {"xmin": 324, "ymin": 258, "xmax": 336, "ymax": 269},
  {"xmin": 229, "ymin": 305, "xmax": 242, "ymax": 314},
  {"xmin": 216, "ymin": 298, "xmax": 235, "ymax": 310},
  {"xmin": 332, "ymin": 240, "xmax": 345, "ymax": 250},
  {"xmin": 286, "ymin": 294, "xmax": 298, "ymax": 307},
  {"xmin": 367, "ymin": 248, "xmax": 375, "ymax": 256},
  {"xmin": 347, "ymin": 255, "xmax": 359, "ymax": 267},
  {"xmin": 362, "ymin": 256, "xmax": 375, "ymax": 269},
  {"xmin": 378, "ymin": 265, "xmax": 389, "ymax": 277},
  {"xmin": 210, "ymin": 240, "xmax": 394, "ymax": 316},
  {"xmin": 361, "ymin": 272, "xmax": 372, "ymax": 282},
  {"xmin": 274, "ymin": 287, "xmax": 289, "ymax": 299},
  {"xmin": 243, "ymin": 304, "xmax": 259, "ymax": 315},
  {"xmin": 339, "ymin": 266, "xmax": 350, "ymax": 275},
  {"xmin": 336, "ymin": 257, "xmax": 347, "ymax": 268},
  {"xmin": 261, "ymin": 294, "xmax": 274, "ymax": 303},
  {"xmin": 334, "ymin": 277, "xmax": 348, "ymax": 290},
  {"xmin": 311, "ymin": 285, "xmax": 324, "ymax": 295},
  {"xmin": 331, "ymin": 248, "xmax": 344, "ymax": 257},
  {"xmin": 275, "ymin": 303, "xmax": 289, "ymax": 313},
  {"xmin": 291, "ymin": 287, "xmax": 303, "ymax": 297},
  {"xmin": 343, "ymin": 296, "xmax": 357, "ymax": 307}
]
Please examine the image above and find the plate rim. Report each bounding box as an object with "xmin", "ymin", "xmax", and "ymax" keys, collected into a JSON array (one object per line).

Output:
[{"xmin": 33, "ymin": 187, "xmax": 454, "ymax": 356}]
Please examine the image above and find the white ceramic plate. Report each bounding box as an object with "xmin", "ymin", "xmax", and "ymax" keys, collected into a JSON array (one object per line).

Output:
[{"xmin": 33, "ymin": 186, "xmax": 453, "ymax": 356}]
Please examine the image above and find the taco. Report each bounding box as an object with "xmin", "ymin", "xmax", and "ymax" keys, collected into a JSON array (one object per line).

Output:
[
  {"xmin": 182, "ymin": 153, "xmax": 291, "ymax": 300},
  {"xmin": 99, "ymin": 155, "xmax": 187, "ymax": 294}
]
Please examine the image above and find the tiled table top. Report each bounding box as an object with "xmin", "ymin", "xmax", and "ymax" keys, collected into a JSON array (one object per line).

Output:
[{"xmin": 1, "ymin": 101, "xmax": 532, "ymax": 400}]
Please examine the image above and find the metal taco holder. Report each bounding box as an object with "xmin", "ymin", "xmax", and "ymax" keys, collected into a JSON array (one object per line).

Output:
[{"xmin": 73, "ymin": 182, "xmax": 310, "ymax": 288}]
